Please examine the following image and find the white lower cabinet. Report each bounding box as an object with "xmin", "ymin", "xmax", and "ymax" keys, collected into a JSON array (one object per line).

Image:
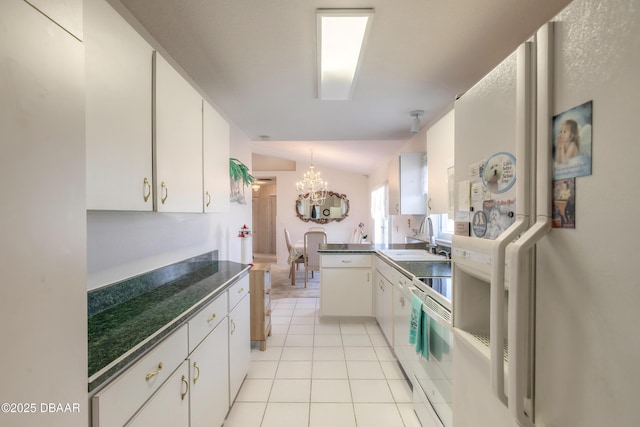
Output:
[
  {"xmin": 125, "ymin": 361, "xmax": 190, "ymax": 427},
  {"xmin": 189, "ymin": 319, "xmax": 229, "ymax": 427},
  {"xmin": 374, "ymin": 270, "xmax": 394, "ymax": 345},
  {"xmin": 91, "ymin": 275, "xmax": 251, "ymax": 427},
  {"xmin": 229, "ymin": 293, "xmax": 250, "ymax": 403},
  {"xmin": 320, "ymin": 254, "xmax": 373, "ymax": 317}
]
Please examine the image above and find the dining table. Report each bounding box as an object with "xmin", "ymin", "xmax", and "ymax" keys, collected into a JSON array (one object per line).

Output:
[{"xmin": 287, "ymin": 240, "xmax": 304, "ymax": 286}]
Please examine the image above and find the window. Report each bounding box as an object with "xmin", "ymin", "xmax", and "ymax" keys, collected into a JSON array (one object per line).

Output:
[{"xmin": 371, "ymin": 184, "xmax": 389, "ymax": 244}]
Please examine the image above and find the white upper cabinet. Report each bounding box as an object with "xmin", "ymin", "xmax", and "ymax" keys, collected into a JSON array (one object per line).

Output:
[
  {"xmin": 85, "ymin": 0, "xmax": 153, "ymax": 211},
  {"xmin": 388, "ymin": 152, "xmax": 427, "ymax": 215},
  {"xmin": 154, "ymin": 52, "xmax": 203, "ymax": 213},
  {"xmin": 203, "ymin": 101, "xmax": 230, "ymax": 213},
  {"xmin": 426, "ymin": 110, "xmax": 455, "ymax": 214}
]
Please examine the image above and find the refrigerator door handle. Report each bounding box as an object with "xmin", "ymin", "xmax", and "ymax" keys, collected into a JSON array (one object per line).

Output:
[{"xmin": 507, "ymin": 219, "xmax": 551, "ymax": 427}]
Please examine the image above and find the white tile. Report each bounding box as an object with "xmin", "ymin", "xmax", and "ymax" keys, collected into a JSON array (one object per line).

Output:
[
  {"xmin": 353, "ymin": 403, "xmax": 405, "ymax": 427},
  {"xmin": 296, "ymin": 299, "xmax": 318, "ymax": 307},
  {"xmin": 374, "ymin": 345, "xmax": 397, "ymax": 361},
  {"xmin": 271, "ymin": 316, "xmax": 292, "ymax": 325},
  {"xmin": 365, "ymin": 323, "xmax": 383, "ymax": 335},
  {"xmin": 285, "ymin": 334, "xmax": 314, "ymax": 347},
  {"xmin": 397, "ymin": 403, "xmax": 422, "ymax": 427},
  {"xmin": 340, "ymin": 323, "xmax": 368, "ymax": 334},
  {"xmin": 309, "ymin": 403, "xmax": 356, "ymax": 427},
  {"xmin": 223, "ymin": 402, "xmax": 266, "ymax": 427},
  {"xmin": 312, "ymin": 346, "xmax": 345, "ymax": 361},
  {"xmin": 275, "ymin": 361, "xmax": 312, "ymax": 379},
  {"xmin": 346, "ymin": 360, "xmax": 385, "ymax": 379},
  {"xmin": 310, "ymin": 379, "xmax": 352, "ymax": 402},
  {"xmin": 350, "ymin": 379, "xmax": 394, "ymax": 403},
  {"xmin": 314, "ymin": 323, "xmax": 341, "ymax": 334},
  {"xmin": 290, "ymin": 316, "xmax": 315, "ymax": 325},
  {"xmin": 269, "ymin": 379, "xmax": 311, "ymax": 402},
  {"xmin": 265, "ymin": 334, "xmax": 286, "ymax": 347},
  {"xmin": 387, "ymin": 379, "xmax": 413, "ymax": 402},
  {"xmin": 293, "ymin": 308, "xmax": 318, "ymax": 317},
  {"xmin": 311, "ymin": 360, "xmax": 348, "ymax": 379},
  {"xmin": 251, "ymin": 346, "xmax": 282, "ymax": 361},
  {"xmin": 280, "ymin": 346, "xmax": 313, "ymax": 361},
  {"xmin": 288, "ymin": 324, "xmax": 315, "ymax": 335},
  {"xmin": 234, "ymin": 379, "xmax": 273, "ymax": 402},
  {"xmin": 247, "ymin": 360, "xmax": 278, "ymax": 379},
  {"xmin": 271, "ymin": 324, "xmax": 290, "ymax": 335},
  {"xmin": 272, "ymin": 308, "xmax": 294, "ymax": 317},
  {"xmin": 261, "ymin": 402, "xmax": 309, "ymax": 427},
  {"xmin": 314, "ymin": 334, "xmax": 343, "ymax": 347},
  {"xmin": 369, "ymin": 333, "xmax": 390, "ymax": 346},
  {"xmin": 344, "ymin": 346, "xmax": 378, "ymax": 361},
  {"xmin": 380, "ymin": 361, "xmax": 407, "ymax": 380},
  {"xmin": 341, "ymin": 334, "xmax": 372, "ymax": 347}
]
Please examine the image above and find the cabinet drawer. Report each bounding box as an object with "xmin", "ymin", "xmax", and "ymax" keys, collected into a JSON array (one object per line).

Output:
[
  {"xmin": 92, "ymin": 324, "xmax": 188, "ymax": 427},
  {"xmin": 321, "ymin": 254, "xmax": 372, "ymax": 268},
  {"xmin": 188, "ymin": 294, "xmax": 227, "ymax": 353},
  {"xmin": 229, "ymin": 275, "xmax": 249, "ymax": 310}
]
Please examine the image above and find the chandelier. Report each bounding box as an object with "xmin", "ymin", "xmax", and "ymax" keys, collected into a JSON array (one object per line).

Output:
[{"xmin": 296, "ymin": 150, "xmax": 328, "ymax": 206}]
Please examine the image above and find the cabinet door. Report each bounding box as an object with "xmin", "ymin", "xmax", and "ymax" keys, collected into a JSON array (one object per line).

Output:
[
  {"xmin": 321, "ymin": 269, "xmax": 373, "ymax": 316},
  {"xmin": 125, "ymin": 361, "xmax": 189, "ymax": 427},
  {"xmin": 374, "ymin": 272, "xmax": 393, "ymax": 343},
  {"xmin": 85, "ymin": 0, "xmax": 153, "ymax": 211},
  {"xmin": 154, "ymin": 52, "xmax": 203, "ymax": 212},
  {"xmin": 228, "ymin": 294, "xmax": 250, "ymax": 403},
  {"xmin": 203, "ymin": 100, "xmax": 230, "ymax": 213},
  {"xmin": 190, "ymin": 320, "xmax": 229, "ymax": 427}
]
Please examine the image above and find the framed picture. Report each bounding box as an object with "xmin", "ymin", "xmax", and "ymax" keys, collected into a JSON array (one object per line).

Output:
[{"xmin": 553, "ymin": 101, "xmax": 593, "ymax": 179}]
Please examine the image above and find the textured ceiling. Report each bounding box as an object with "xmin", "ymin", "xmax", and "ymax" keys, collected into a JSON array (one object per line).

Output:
[{"xmin": 117, "ymin": 0, "xmax": 572, "ymax": 174}]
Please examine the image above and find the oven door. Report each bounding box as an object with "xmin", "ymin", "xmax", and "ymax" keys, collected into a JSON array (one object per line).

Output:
[{"xmin": 412, "ymin": 291, "xmax": 453, "ymax": 427}]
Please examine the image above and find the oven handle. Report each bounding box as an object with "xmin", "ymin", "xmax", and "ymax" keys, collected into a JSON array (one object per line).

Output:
[{"xmin": 411, "ymin": 288, "xmax": 452, "ymax": 329}]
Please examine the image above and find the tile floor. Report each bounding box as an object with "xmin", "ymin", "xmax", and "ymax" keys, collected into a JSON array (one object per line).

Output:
[{"xmin": 223, "ymin": 297, "xmax": 421, "ymax": 427}]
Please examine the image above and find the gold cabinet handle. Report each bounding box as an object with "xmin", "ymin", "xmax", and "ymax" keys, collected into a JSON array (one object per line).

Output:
[
  {"xmin": 238, "ymin": 287, "xmax": 244, "ymax": 294},
  {"xmin": 180, "ymin": 375, "xmax": 189, "ymax": 400},
  {"xmin": 230, "ymin": 318, "xmax": 236, "ymax": 335},
  {"xmin": 341, "ymin": 259, "xmax": 352, "ymax": 263},
  {"xmin": 192, "ymin": 362, "xmax": 200, "ymax": 384},
  {"xmin": 205, "ymin": 191, "xmax": 211, "ymax": 207},
  {"xmin": 265, "ymin": 288, "xmax": 271, "ymax": 294},
  {"xmin": 206, "ymin": 313, "xmax": 217, "ymax": 323},
  {"xmin": 145, "ymin": 362, "xmax": 163, "ymax": 381},
  {"xmin": 161, "ymin": 181, "xmax": 168, "ymax": 204},
  {"xmin": 143, "ymin": 177, "xmax": 151, "ymax": 202},
  {"xmin": 266, "ymin": 308, "xmax": 272, "ymax": 316}
]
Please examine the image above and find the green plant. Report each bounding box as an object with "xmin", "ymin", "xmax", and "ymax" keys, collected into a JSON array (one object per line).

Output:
[{"xmin": 229, "ymin": 158, "xmax": 254, "ymax": 187}]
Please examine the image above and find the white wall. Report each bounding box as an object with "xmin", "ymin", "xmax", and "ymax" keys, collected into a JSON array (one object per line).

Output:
[
  {"xmin": 87, "ymin": 123, "xmax": 252, "ymax": 290},
  {"xmin": 254, "ymin": 164, "xmax": 370, "ymax": 265}
]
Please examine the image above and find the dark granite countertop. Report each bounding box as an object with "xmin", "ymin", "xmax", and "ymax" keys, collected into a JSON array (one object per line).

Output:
[{"xmin": 88, "ymin": 253, "xmax": 249, "ymax": 393}]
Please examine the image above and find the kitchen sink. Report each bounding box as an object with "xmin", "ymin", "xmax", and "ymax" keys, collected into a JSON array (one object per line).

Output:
[{"xmin": 378, "ymin": 249, "xmax": 445, "ymax": 262}]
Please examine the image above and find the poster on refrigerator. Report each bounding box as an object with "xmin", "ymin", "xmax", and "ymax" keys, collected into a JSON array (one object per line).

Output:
[
  {"xmin": 552, "ymin": 178, "xmax": 576, "ymax": 229},
  {"xmin": 553, "ymin": 101, "xmax": 593, "ymax": 179},
  {"xmin": 481, "ymin": 199, "xmax": 516, "ymax": 240}
]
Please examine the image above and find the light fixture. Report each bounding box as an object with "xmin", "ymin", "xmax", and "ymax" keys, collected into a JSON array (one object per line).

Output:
[
  {"xmin": 296, "ymin": 150, "xmax": 328, "ymax": 206},
  {"xmin": 252, "ymin": 183, "xmax": 260, "ymax": 191},
  {"xmin": 317, "ymin": 9, "xmax": 374, "ymax": 100},
  {"xmin": 410, "ymin": 109, "xmax": 424, "ymax": 134}
]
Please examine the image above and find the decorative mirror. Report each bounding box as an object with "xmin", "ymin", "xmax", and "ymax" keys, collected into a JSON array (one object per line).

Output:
[{"xmin": 295, "ymin": 191, "xmax": 349, "ymax": 224}]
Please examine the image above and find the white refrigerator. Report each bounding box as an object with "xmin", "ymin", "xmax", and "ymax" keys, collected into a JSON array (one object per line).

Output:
[{"xmin": 451, "ymin": 0, "xmax": 640, "ymax": 426}]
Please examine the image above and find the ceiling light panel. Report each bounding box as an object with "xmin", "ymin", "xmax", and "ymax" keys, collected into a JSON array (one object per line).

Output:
[{"xmin": 317, "ymin": 9, "xmax": 374, "ymax": 100}]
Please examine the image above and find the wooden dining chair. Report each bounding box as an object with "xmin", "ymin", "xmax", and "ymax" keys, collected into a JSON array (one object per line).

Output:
[
  {"xmin": 284, "ymin": 228, "xmax": 304, "ymax": 277},
  {"xmin": 303, "ymin": 231, "xmax": 327, "ymax": 288}
]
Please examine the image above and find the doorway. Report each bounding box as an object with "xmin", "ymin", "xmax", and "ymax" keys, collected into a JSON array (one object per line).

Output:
[{"xmin": 252, "ymin": 178, "xmax": 277, "ymax": 261}]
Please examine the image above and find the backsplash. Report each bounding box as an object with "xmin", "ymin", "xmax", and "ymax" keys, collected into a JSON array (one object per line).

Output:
[{"xmin": 87, "ymin": 251, "xmax": 218, "ymax": 317}]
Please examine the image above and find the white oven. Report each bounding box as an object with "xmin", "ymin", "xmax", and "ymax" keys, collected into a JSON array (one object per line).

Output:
[{"xmin": 411, "ymin": 284, "xmax": 453, "ymax": 427}]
